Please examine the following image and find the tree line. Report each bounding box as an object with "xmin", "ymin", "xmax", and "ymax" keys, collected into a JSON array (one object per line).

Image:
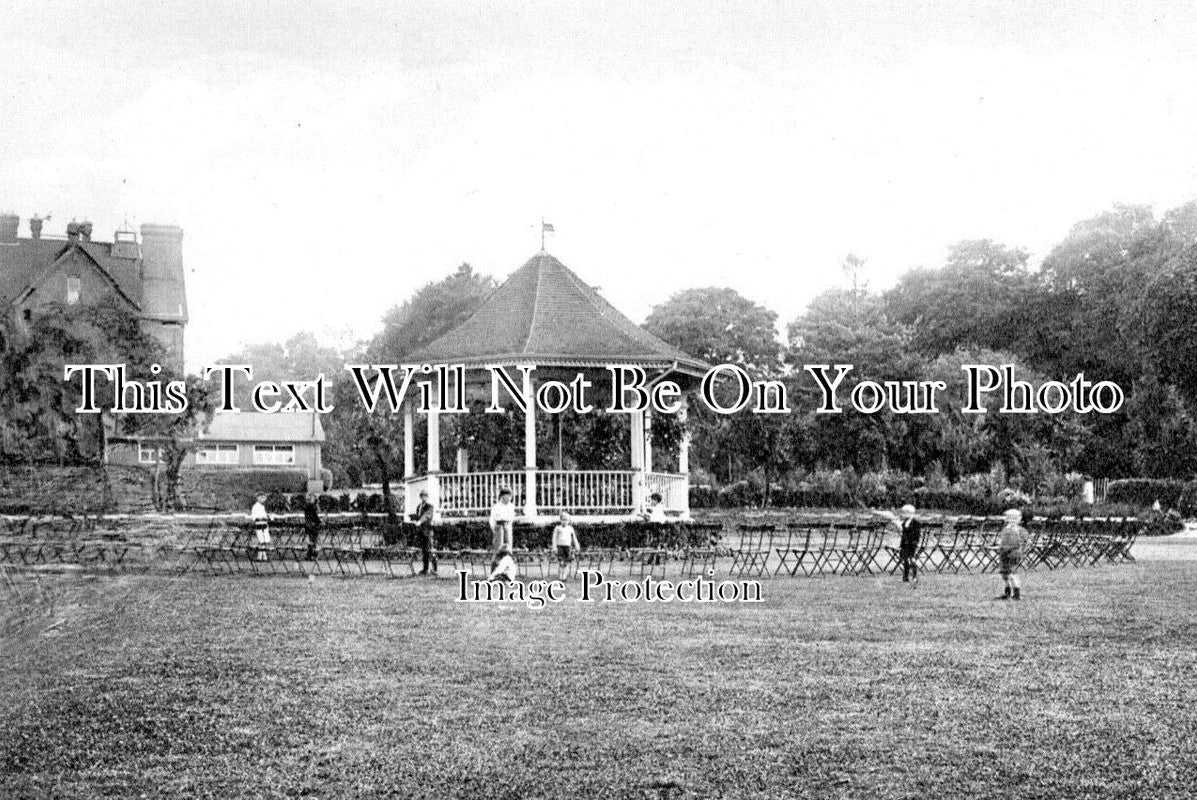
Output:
[{"xmin": 4, "ymin": 200, "xmax": 1196, "ymax": 507}]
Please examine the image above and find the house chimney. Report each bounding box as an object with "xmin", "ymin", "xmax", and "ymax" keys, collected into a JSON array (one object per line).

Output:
[
  {"xmin": 29, "ymin": 215, "xmax": 43, "ymax": 239},
  {"xmin": 79, "ymin": 220, "xmax": 93, "ymax": 242},
  {"xmin": 66, "ymin": 219, "xmax": 80, "ymax": 242},
  {"xmin": 112, "ymin": 227, "xmax": 139, "ymax": 259},
  {"xmin": 0, "ymin": 213, "xmax": 18, "ymax": 242}
]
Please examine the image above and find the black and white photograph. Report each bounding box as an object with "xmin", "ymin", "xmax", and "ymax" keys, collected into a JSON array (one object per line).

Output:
[{"xmin": 2, "ymin": 2, "xmax": 1197, "ymax": 797}]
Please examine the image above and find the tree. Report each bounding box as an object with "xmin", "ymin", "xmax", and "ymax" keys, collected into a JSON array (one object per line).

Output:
[
  {"xmin": 0, "ymin": 298, "xmax": 217, "ymax": 508},
  {"xmin": 644, "ymin": 287, "xmax": 782, "ymax": 373},
  {"xmin": 923, "ymin": 348, "xmax": 1090, "ymax": 490},
  {"xmin": 1131, "ymin": 243, "xmax": 1197, "ymax": 408},
  {"xmin": 370, "ymin": 263, "xmax": 496, "ymax": 361},
  {"xmin": 2, "ymin": 298, "xmax": 174, "ymax": 464},
  {"xmin": 1034, "ymin": 204, "xmax": 1164, "ymax": 385},
  {"xmin": 217, "ymin": 331, "xmax": 345, "ymax": 411},
  {"xmin": 788, "ymin": 289, "xmax": 926, "ymax": 474},
  {"xmin": 324, "ymin": 263, "xmax": 496, "ymax": 512},
  {"xmin": 1123, "ymin": 372, "xmax": 1197, "ymax": 479},
  {"xmin": 645, "ymin": 287, "xmax": 787, "ymax": 492},
  {"xmin": 119, "ymin": 375, "xmax": 218, "ymax": 510},
  {"xmin": 886, "ymin": 239, "xmax": 1035, "ymax": 357}
]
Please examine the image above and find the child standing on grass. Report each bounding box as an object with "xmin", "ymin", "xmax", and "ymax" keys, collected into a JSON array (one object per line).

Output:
[
  {"xmin": 489, "ymin": 487, "xmax": 516, "ymax": 554},
  {"xmin": 250, "ymin": 493, "xmax": 271, "ymax": 562},
  {"xmin": 998, "ymin": 508, "xmax": 1027, "ymax": 600},
  {"xmin": 551, "ymin": 512, "xmax": 581, "ymax": 579}
]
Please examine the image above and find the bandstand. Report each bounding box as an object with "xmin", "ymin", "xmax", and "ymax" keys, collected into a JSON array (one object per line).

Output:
[{"xmin": 399, "ymin": 251, "xmax": 708, "ymax": 523}]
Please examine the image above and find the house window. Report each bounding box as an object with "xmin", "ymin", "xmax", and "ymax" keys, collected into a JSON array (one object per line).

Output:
[
  {"xmin": 196, "ymin": 444, "xmax": 239, "ymax": 465},
  {"xmin": 67, "ymin": 276, "xmax": 81, "ymax": 305},
  {"xmin": 138, "ymin": 443, "xmax": 160, "ymax": 464},
  {"xmin": 253, "ymin": 444, "xmax": 295, "ymax": 465}
]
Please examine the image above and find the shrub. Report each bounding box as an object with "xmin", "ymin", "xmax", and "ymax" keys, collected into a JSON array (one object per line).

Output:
[
  {"xmin": 1038, "ymin": 472, "xmax": 1087, "ymax": 502},
  {"xmin": 719, "ymin": 479, "xmax": 764, "ymax": 508},
  {"xmin": 1176, "ymin": 480, "xmax": 1197, "ymax": 517},
  {"xmin": 690, "ymin": 485, "xmax": 718, "ymax": 509},
  {"xmin": 178, "ymin": 469, "xmax": 308, "ymax": 512}
]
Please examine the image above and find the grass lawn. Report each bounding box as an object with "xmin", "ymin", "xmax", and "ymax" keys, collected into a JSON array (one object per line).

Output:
[{"xmin": 3, "ymin": 544, "xmax": 1197, "ymax": 799}]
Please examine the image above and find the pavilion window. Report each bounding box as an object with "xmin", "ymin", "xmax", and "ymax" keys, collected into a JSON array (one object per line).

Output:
[
  {"xmin": 197, "ymin": 444, "xmax": 239, "ymax": 465},
  {"xmin": 66, "ymin": 276, "xmax": 81, "ymax": 305},
  {"xmin": 138, "ymin": 443, "xmax": 160, "ymax": 464},
  {"xmin": 253, "ymin": 444, "xmax": 295, "ymax": 465}
]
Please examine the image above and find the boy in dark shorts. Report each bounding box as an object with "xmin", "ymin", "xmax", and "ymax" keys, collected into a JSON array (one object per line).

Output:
[
  {"xmin": 998, "ymin": 508, "xmax": 1027, "ymax": 600},
  {"xmin": 551, "ymin": 512, "xmax": 581, "ymax": 579}
]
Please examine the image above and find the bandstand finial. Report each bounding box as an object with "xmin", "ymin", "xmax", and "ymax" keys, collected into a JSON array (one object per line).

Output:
[{"xmin": 541, "ymin": 218, "xmax": 554, "ymax": 252}]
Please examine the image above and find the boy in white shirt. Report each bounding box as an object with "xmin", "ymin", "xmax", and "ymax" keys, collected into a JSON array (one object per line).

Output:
[
  {"xmin": 997, "ymin": 508, "xmax": 1027, "ymax": 601},
  {"xmin": 250, "ymin": 493, "xmax": 271, "ymax": 562},
  {"xmin": 551, "ymin": 512, "xmax": 581, "ymax": 579},
  {"xmin": 489, "ymin": 487, "xmax": 516, "ymax": 553}
]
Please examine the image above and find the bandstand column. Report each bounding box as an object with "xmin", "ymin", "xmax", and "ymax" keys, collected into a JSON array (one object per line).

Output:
[
  {"xmin": 678, "ymin": 395, "xmax": 691, "ymax": 519},
  {"xmin": 630, "ymin": 409, "xmax": 646, "ymax": 513},
  {"xmin": 426, "ymin": 380, "xmax": 441, "ymax": 514},
  {"xmin": 677, "ymin": 395, "xmax": 690, "ymax": 475},
  {"xmin": 522, "ymin": 365, "xmax": 538, "ymax": 518},
  {"xmin": 402, "ymin": 397, "xmax": 415, "ymax": 512},
  {"xmin": 644, "ymin": 408, "xmax": 653, "ymax": 473}
]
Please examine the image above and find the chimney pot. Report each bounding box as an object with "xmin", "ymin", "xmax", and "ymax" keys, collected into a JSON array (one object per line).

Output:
[
  {"xmin": 66, "ymin": 219, "xmax": 80, "ymax": 241},
  {"xmin": 0, "ymin": 212, "xmax": 18, "ymax": 242},
  {"xmin": 80, "ymin": 220, "xmax": 93, "ymax": 242},
  {"xmin": 29, "ymin": 216, "xmax": 43, "ymax": 239}
]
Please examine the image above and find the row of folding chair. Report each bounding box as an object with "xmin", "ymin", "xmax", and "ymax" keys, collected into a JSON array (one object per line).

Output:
[{"xmin": 0, "ymin": 539, "xmax": 134, "ymax": 568}]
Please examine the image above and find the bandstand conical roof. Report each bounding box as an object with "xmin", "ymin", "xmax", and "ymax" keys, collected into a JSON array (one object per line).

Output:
[{"xmin": 406, "ymin": 251, "xmax": 709, "ymax": 375}]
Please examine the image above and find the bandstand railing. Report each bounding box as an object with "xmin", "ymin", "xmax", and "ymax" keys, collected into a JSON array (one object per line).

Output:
[
  {"xmin": 536, "ymin": 470, "xmax": 637, "ymax": 514},
  {"xmin": 646, "ymin": 472, "xmax": 688, "ymax": 511},
  {"xmin": 407, "ymin": 470, "xmax": 689, "ymax": 518}
]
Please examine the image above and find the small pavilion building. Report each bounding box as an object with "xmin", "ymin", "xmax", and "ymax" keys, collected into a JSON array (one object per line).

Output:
[{"xmin": 400, "ymin": 251, "xmax": 708, "ymax": 522}]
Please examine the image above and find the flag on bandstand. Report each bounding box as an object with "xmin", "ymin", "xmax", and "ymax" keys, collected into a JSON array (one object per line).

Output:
[{"xmin": 540, "ymin": 219, "xmax": 555, "ymax": 250}]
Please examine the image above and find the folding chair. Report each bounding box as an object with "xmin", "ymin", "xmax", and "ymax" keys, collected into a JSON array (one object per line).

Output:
[
  {"xmin": 576, "ymin": 548, "xmax": 618, "ymax": 576},
  {"xmin": 771, "ymin": 527, "xmax": 798, "ymax": 576},
  {"xmin": 838, "ymin": 526, "xmax": 870, "ymax": 575},
  {"xmin": 805, "ymin": 525, "xmax": 837, "ymax": 576},
  {"xmin": 729, "ymin": 525, "xmax": 773, "ymax": 577},
  {"xmin": 857, "ymin": 525, "xmax": 889, "ymax": 575},
  {"xmin": 513, "ymin": 550, "xmax": 546, "ymax": 579},
  {"xmin": 629, "ymin": 547, "xmax": 669, "ymax": 579},
  {"xmin": 826, "ymin": 523, "xmax": 870, "ymax": 575},
  {"xmin": 679, "ymin": 546, "xmax": 719, "ymax": 578},
  {"xmin": 781, "ymin": 525, "xmax": 819, "ymax": 577}
]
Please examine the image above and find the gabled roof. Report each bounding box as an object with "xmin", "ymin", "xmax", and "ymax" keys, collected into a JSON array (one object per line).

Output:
[
  {"xmin": 405, "ymin": 251, "xmax": 708, "ymax": 374},
  {"xmin": 0, "ymin": 238, "xmax": 143, "ymax": 309},
  {"xmin": 198, "ymin": 411, "xmax": 325, "ymax": 443}
]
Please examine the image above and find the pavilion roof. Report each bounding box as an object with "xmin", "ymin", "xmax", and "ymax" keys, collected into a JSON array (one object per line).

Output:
[{"xmin": 405, "ymin": 251, "xmax": 708, "ymax": 375}]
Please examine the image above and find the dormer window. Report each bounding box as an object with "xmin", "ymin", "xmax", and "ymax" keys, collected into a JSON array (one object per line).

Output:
[{"xmin": 67, "ymin": 276, "xmax": 81, "ymax": 305}]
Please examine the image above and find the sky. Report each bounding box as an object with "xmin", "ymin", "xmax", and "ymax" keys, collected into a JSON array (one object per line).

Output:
[{"xmin": 3, "ymin": 0, "xmax": 1196, "ymax": 373}]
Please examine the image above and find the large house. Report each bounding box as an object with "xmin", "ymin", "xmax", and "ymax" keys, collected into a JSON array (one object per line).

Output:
[
  {"xmin": 0, "ymin": 213, "xmax": 187, "ymax": 369},
  {"xmin": 2, "ymin": 211, "xmax": 327, "ymax": 494}
]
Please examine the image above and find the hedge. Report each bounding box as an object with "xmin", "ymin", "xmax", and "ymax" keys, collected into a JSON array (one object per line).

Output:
[
  {"xmin": 374, "ymin": 520, "xmax": 723, "ymax": 551},
  {"xmin": 691, "ymin": 483, "xmax": 1146, "ymax": 519},
  {"xmin": 179, "ymin": 470, "xmax": 309, "ymax": 512},
  {"xmin": 1105, "ymin": 479, "xmax": 1187, "ymax": 510}
]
